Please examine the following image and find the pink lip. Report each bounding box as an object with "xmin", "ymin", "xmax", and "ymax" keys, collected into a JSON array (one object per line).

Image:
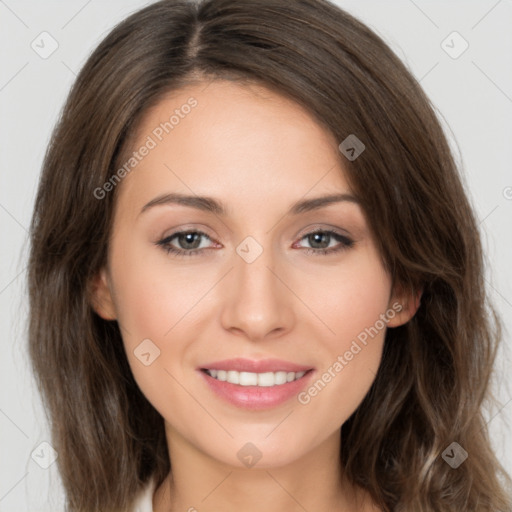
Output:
[
  {"xmin": 198, "ymin": 357, "xmax": 313, "ymax": 373},
  {"xmin": 197, "ymin": 358, "xmax": 315, "ymax": 410}
]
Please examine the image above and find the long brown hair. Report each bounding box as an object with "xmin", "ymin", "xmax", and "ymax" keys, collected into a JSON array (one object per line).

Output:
[{"xmin": 27, "ymin": 0, "xmax": 512, "ymax": 510}]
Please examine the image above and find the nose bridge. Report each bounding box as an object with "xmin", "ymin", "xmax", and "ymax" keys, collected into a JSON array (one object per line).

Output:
[
  {"xmin": 220, "ymin": 233, "xmax": 294, "ymax": 340},
  {"xmin": 234, "ymin": 233, "xmax": 282, "ymax": 303},
  {"xmin": 237, "ymin": 236, "xmax": 276, "ymax": 290}
]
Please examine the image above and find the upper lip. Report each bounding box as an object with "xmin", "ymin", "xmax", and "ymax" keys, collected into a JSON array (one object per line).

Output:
[{"xmin": 199, "ymin": 357, "xmax": 314, "ymax": 373}]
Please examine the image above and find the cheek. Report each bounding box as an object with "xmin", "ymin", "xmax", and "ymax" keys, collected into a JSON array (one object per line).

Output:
[
  {"xmin": 108, "ymin": 239, "xmax": 207, "ymax": 394},
  {"xmin": 293, "ymin": 248, "xmax": 392, "ymax": 420},
  {"xmin": 110, "ymin": 240, "xmax": 210, "ymax": 345},
  {"xmin": 296, "ymin": 246, "xmax": 392, "ymax": 351},
  {"xmin": 109, "ymin": 250, "xmax": 206, "ymax": 422}
]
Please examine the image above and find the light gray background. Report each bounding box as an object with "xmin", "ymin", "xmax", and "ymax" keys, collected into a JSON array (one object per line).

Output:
[{"xmin": 1, "ymin": 1, "xmax": 511, "ymax": 510}]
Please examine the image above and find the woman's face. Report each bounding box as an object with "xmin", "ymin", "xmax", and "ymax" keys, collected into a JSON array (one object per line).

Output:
[{"xmin": 93, "ymin": 79, "xmax": 416, "ymax": 469}]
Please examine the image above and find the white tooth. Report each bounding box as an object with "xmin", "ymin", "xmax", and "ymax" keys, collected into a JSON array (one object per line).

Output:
[
  {"xmin": 258, "ymin": 372, "xmax": 276, "ymax": 387},
  {"xmin": 239, "ymin": 371, "xmax": 258, "ymax": 386},
  {"xmin": 208, "ymin": 369, "xmax": 308, "ymax": 386},
  {"xmin": 274, "ymin": 371, "xmax": 288, "ymax": 385},
  {"xmin": 226, "ymin": 370, "xmax": 239, "ymax": 384}
]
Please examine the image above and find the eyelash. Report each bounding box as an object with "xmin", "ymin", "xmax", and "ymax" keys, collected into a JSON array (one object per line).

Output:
[{"xmin": 156, "ymin": 229, "xmax": 354, "ymax": 258}]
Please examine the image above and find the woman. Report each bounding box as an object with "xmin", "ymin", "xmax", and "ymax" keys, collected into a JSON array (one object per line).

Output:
[{"xmin": 27, "ymin": 0, "xmax": 512, "ymax": 510}]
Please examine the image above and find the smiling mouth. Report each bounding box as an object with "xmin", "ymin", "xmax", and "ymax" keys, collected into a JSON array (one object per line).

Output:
[{"xmin": 200, "ymin": 368, "xmax": 312, "ymax": 387}]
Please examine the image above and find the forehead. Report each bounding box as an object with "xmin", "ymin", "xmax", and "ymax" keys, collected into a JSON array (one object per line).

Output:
[{"xmin": 115, "ymin": 79, "xmax": 354, "ymax": 218}]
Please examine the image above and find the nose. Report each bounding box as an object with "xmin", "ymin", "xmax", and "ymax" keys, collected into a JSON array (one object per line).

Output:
[{"xmin": 220, "ymin": 242, "xmax": 295, "ymax": 342}]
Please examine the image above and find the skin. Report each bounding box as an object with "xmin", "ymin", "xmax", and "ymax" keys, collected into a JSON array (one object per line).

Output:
[{"xmin": 91, "ymin": 79, "xmax": 420, "ymax": 512}]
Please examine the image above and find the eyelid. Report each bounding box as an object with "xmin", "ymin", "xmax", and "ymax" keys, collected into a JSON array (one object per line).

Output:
[
  {"xmin": 292, "ymin": 228, "xmax": 354, "ymax": 252},
  {"xmin": 159, "ymin": 223, "xmax": 214, "ymax": 238},
  {"xmin": 157, "ymin": 223, "xmax": 352, "ymax": 245},
  {"xmin": 155, "ymin": 224, "xmax": 355, "ymax": 258},
  {"xmin": 157, "ymin": 228, "xmax": 217, "ymax": 248},
  {"xmin": 295, "ymin": 223, "xmax": 352, "ymax": 239}
]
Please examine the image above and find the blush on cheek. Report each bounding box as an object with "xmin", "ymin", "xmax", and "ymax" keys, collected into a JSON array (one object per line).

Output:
[
  {"xmin": 313, "ymin": 275, "xmax": 392, "ymax": 389},
  {"xmin": 111, "ymin": 265, "xmax": 175, "ymax": 344},
  {"xmin": 322, "ymin": 290, "xmax": 391, "ymax": 349}
]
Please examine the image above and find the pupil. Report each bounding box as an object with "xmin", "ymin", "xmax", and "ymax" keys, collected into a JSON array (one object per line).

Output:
[
  {"xmin": 310, "ymin": 232, "xmax": 328, "ymax": 249},
  {"xmin": 181, "ymin": 232, "xmax": 200, "ymax": 249}
]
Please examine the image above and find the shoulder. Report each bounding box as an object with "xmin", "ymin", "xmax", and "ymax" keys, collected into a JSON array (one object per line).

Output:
[{"xmin": 130, "ymin": 477, "xmax": 157, "ymax": 512}]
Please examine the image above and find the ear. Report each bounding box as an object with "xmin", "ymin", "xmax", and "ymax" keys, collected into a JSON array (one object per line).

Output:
[
  {"xmin": 386, "ymin": 283, "xmax": 422, "ymax": 328},
  {"xmin": 89, "ymin": 267, "xmax": 117, "ymax": 320}
]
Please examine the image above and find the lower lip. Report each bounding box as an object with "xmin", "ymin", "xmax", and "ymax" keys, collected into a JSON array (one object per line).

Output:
[{"xmin": 198, "ymin": 369, "xmax": 315, "ymax": 410}]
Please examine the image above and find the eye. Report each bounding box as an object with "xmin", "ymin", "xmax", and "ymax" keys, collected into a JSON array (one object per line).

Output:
[
  {"xmin": 156, "ymin": 228, "xmax": 354, "ymax": 258},
  {"xmin": 156, "ymin": 230, "xmax": 215, "ymax": 257},
  {"xmin": 293, "ymin": 229, "xmax": 354, "ymax": 255}
]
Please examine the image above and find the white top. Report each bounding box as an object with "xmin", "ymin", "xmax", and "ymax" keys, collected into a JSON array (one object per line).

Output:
[{"xmin": 130, "ymin": 477, "xmax": 156, "ymax": 512}]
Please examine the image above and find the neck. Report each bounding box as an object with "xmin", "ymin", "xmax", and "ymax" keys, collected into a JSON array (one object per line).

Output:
[{"xmin": 152, "ymin": 425, "xmax": 371, "ymax": 512}]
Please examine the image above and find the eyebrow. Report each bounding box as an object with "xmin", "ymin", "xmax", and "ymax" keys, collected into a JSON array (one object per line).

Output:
[{"xmin": 139, "ymin": 192, "xmax": 360, "ymax": 217}]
